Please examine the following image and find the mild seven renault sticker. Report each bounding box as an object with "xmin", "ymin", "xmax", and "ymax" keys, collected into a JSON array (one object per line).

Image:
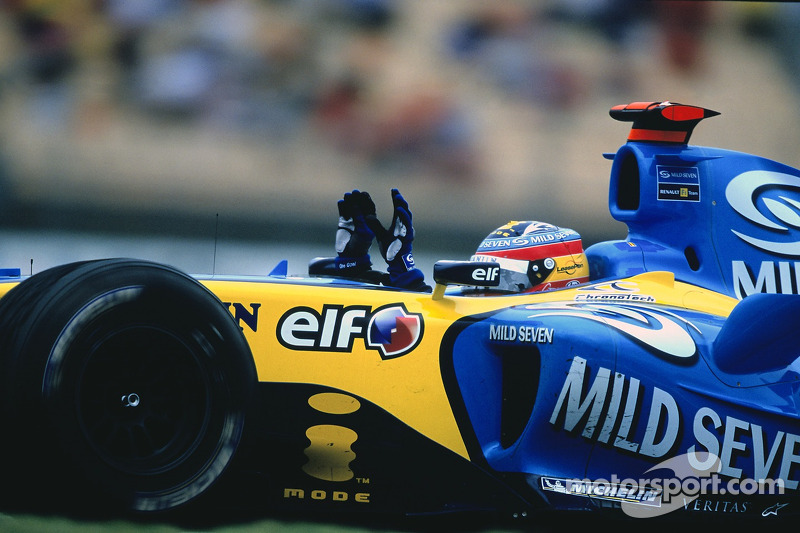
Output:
[{"xmin": 657, "ymin": 165, "xmax": 700, "ymax": 202}]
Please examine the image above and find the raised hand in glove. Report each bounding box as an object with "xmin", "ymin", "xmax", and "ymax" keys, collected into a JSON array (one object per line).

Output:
[
  {"xmin": 334, "ymin": 189, "xmax": 376, "ymax": 274},
  {"xmin": 365, "ymin": 188, "xmax": 429, "ymax": 291}
]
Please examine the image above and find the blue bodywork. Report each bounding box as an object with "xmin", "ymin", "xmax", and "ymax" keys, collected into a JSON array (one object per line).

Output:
[
  {"xmin": 445, "ymin": 103, "xmax": 800, "ymax": 519},
  {"xmin": 587, "ymin": 123, "xmax": 800, "ymax": 300}
]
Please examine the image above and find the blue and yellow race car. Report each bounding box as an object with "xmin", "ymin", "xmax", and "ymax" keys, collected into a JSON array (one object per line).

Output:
[{"xmin": 1, "ymin": 101, "xmax": 799, "ymax": 522}]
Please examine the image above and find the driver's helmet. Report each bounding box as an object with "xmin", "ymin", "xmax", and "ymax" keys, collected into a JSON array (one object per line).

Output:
[{"xmin": 470, "ymin": 221, "xmax": 589, "ymax": 293}]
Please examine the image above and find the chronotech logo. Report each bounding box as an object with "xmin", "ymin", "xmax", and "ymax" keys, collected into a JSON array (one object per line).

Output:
[{"xmin": 277, "ymin": 303, "xmax": 423, "ymax": 359}]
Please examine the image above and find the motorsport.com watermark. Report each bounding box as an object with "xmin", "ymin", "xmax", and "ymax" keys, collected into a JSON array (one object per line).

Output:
[{"xmin": 540, "ymin": 452, "xmax": 786, "ymax": 518}]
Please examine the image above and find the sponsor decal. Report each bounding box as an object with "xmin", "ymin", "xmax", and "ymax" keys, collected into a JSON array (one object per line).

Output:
[
  {"xmin": 468, "ymin": 263, "xmax": 500, "ymax": 283},
  {"xmin": 726, "ymin": 171, "xmax": 800, "ymax": 296},
  {"xmin": 541, "ymin": 476, "xmax": 661, "ymax": 507},
  {"xmin": 277, "ymin": 303, "xmax": 423, "ymax": 359},
  {"xmin": 762, "ymin": 502, "xmax": 789, "ymax": 517},
  {"xmin": 283, "ymin": 488, "xmax": 370, "ymax": 503},
  {"xmin": 525, "ymin": 303, "xmax": 698, "ymax": 359},
  {"xmin": 727, "ymin": 170, "xmax": 800, "ymax": 256},
  {"xmin": 732, "ymin": 260, "xmax": 800, "ymax": 298},
  {"xmin": 302, "ymin": 424, "xmax": 357, "ymax": 478},
  {"xmin": 488, "ymin": 324, "xmax": 554, "ymax": 344},
  {"xmin": 336, "ymin": 260, "xmax": 361, "ymax": 270},
  {"xmin": 401, "ymin": 252, "xmax": 415, "ymax": 271},
  {"xmin": 285, "ymin": 392, "xmax": 371, "ymax": 505},
  {"xmin": 658, "ymin": 185, "xmax": 699, "ymax": 201},
  {"xmin": 574, "ymin": 281, "xmax": 656, "ymax": 303},
  {"xmin": 477, "ymin": 231, "xmax": 579, "ymax": 250},
  {"xmin": 303, "ymin": 393, "xmax": 359, "ymax": 482},
  {"xmin": 366, "ymin": 305, "xmax": 424, "ymax": 359},
  {"xmin": 681, "ymin": 498, "xmax": 749, "ymax": 514},
  {"xmin": 556, "ymin": 260, "xmax": 584, "ymax": 276},
  {"xmin": 545, "ymin": 451, "xmax": 780, "ymax": 518},
  {"xmin": 222, "ymin": 302, "xmax": 261, "ymax": 332},
  {"xmin": 657, "ymin": 165, "xmax": 700, "ymax": 202},
  {"xmin": 549, "ymin": 357, "xmax": 681, "ymax": 459},
  {"xmin": 658, "ymin": 166, "xmax": 700, "ymax": 184},
  {"xmin": 550, "ymin": 357, "xmax": 800, "ymax": 501}
]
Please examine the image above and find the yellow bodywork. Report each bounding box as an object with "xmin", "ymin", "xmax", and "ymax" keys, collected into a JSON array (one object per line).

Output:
[
  {"xmin": 200, "ymin": 271, "xmax": 738, "ymax": 460},
  {"xmin": 0, "ymin": 270, "xmax": 738, "ymax": 461}
]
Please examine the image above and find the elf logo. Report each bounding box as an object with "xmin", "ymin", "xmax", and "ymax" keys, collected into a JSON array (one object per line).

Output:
[
  {"xmin": 277, "ymin": 303, "xmax": 423, "ymax": 359},
  {"xmin": 366, "ymin": 305, "xmax": 424, "ymax": 359},
  {"xmin": 472, "ymin": 265, "xmax": 499, "ymax": 282}
]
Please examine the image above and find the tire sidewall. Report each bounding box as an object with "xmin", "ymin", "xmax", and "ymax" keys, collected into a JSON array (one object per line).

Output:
[{"xmin": 4, "ymin": 260, "xmax": 255, "ymax": 512}]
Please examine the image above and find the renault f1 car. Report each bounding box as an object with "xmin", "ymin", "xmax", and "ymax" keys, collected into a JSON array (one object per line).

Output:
[{"xmin": 2, "ymin": 101, "xmax": 800, "ymax": 522}]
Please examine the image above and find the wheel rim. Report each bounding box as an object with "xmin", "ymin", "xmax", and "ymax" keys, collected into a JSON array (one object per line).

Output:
[{"xmin": 75, "ymin": 326, "xmax": 211, "ymax": 475}]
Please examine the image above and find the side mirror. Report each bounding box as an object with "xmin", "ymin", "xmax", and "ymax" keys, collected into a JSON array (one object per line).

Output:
[{"xmin": 432, "ymin": 260, "xmax": 500, "ymax": 299}]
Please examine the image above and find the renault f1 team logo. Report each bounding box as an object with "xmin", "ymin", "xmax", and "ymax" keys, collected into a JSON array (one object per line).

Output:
[{"xmin": 278, "ymin": 303, "xmax": 423, "ymax": 359}]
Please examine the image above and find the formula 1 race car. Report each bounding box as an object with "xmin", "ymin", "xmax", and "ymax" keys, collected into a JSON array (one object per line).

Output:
[{"xmin": 2, "ymin": 101, "xmax": 800, "ymax": 523}]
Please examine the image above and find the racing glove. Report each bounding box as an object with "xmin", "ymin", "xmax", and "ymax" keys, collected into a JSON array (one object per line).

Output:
[
  {"xmin": 334, "ymin": 189, "xmax": 376, "ymax": 275},
  {"xmin": 365, "ymin": 188, "xmax": 430, "ymax": 291}
]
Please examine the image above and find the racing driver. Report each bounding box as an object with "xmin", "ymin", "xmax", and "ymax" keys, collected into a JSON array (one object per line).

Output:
[{"xmin": 310, "ymin": 189, "xmax": 589, "ymax": 294}]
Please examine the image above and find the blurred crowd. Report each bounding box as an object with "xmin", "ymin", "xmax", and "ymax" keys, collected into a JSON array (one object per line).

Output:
[{"xmin": 0, "ymin": 0, "xmax": 797, "ymax": 183}]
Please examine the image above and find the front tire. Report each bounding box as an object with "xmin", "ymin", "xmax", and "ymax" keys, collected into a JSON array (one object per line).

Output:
[{"xmin": 0, "ymin": 259, "xmax": 256, "ymax": 513}]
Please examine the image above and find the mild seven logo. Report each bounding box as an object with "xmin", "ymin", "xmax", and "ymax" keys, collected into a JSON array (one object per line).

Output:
[
  {"xmin": 657, "ymin": 165, "xmax": 699, "ymax": 202},
  {"xmin": 657, "ymin": 165, "xmax": 699, "ymax": 183},
  {"xmin": 726, "ymin": 170, "xmax": 800, "ymax": 256},
  {"xmin": 726, "ymin": 170, "xmax": 800, "ymax": 297}
]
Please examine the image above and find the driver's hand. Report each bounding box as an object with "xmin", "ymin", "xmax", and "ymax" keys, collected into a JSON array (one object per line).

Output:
[
  {"xmin": 334, "ymin": 189, "xmax": 375, "ymax": 273},
  {"xmin": 366, "ymin": 189, "xmax": 429, "ymax": 291}
]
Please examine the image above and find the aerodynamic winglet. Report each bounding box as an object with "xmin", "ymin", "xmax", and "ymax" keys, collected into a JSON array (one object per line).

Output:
[
  {"xmin": 268, "ymin": 259, "xmax": 288, "ymax": 277},
  {"xmin": 610, "ymin": 101, "xmax": 719, "ymax": 144}
]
